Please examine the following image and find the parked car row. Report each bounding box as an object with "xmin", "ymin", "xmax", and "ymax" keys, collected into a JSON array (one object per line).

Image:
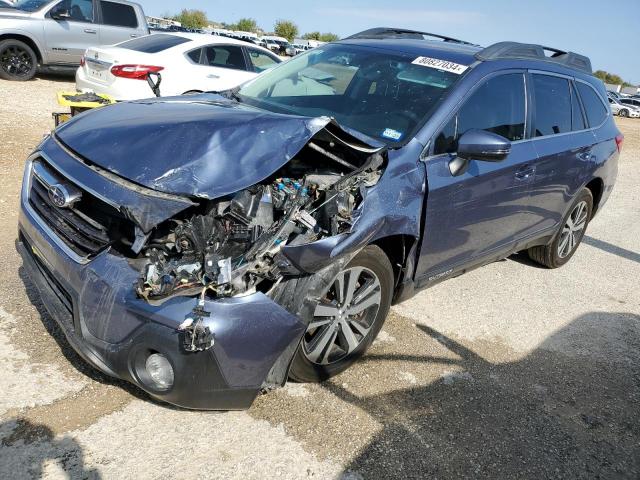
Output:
[
  {"xmin": 0, "ymin": 0, "xmax": 283, "ymax": 95},
  {"xmin": 152, "ymin": 25, "xmax": 301, "ymax": 57},
  {"xmin": 607, "ymin": 92, "xmax": 640, "ymax": 118}
]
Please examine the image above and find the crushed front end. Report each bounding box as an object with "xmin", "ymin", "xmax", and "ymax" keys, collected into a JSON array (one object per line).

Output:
[{"xmin": 16, "ymin": 101, "xmax": 388, "ymax": 409}]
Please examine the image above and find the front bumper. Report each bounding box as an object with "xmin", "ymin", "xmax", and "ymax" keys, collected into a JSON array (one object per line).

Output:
[{"xmin": 17, "ymin": 161, "xmax": 306, "ymax": 410}]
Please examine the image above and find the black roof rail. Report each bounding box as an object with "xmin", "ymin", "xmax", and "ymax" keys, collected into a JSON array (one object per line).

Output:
[
  {"xmin": 346, "ymin": 28, "xmax": 478, "ymax": 46},
  {"xmin": 475, "ymin": 41, "xmax": 593, "ymax": 74}
]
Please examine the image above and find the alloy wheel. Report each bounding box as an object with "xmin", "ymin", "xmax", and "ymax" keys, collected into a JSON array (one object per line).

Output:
[
  {"xmin": 557, "ymin": 201, "xmax": 588, "ymax": 258},
  {"xmin": 0, "ymin": 45, "xmax": 33, "ymax": 78},
  {"xmin": 302, "ymin": 266, "xmax": 382, "ymax": 365}
]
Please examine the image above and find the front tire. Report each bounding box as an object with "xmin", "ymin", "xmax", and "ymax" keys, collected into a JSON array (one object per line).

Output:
[
  {"xmin": 528, "ymin": 188, "xmax": 593, "ymax": 268},
  {"xmin": 619, "ymin": 109, "xmax": 629, "ymax": 118},
  {"xmin": 0, "ymin": 39, "xmax": 37, "ymax": 81},
  {"xmin": 289, "ymin": 245, "xmax": 394, "ymax": 383}
]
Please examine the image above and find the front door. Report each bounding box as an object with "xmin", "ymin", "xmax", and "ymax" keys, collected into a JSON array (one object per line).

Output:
[
  {"xmin": 416, "ymin": 72, "xmax": 538, "ymax": 283},
  {"xmin": 43, "ymin": 0, "xmax": 97, "ymax": 65}
]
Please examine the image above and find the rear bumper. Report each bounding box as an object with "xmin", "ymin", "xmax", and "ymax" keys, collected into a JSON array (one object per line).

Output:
[
  {"xmin": 17, "ymin": 193, "xmax": 306, "ymax": 410},
  {"xmin": 75, "ymin": 67, "xmax": 152, "ymax": 102}
]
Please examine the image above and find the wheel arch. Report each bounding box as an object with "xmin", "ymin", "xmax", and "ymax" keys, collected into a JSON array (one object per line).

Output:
[
  {"xmin": 584, "ymin": 177, "xmax": 604, "ymax": 216},
  {"xmin": 0, "ymin": 33, "xmax": 43, "ymax": 64},
  {"xmin": 371, "ymin": 234, "xmax": 419, "ymax": 292}
]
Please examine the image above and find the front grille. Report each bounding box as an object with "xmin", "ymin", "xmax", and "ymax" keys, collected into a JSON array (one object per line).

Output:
[
  {"xmin": 21, "ymin": 233, "xmax": 73, "ymax": 315},
  {"xmin": 28, "ymin": 157, "xmax": 131, "ymax": 259}
]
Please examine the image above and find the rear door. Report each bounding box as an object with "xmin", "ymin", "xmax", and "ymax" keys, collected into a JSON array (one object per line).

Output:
[
  {"xmin": 184, "ymin": 44, "xmax": 255, "ymax": 92},
  {"xmin": 526, "ymin": 72, "xmax": 597, "ymax": 233},
  {"xmin": 97, "ymin": 0, "xmax": 144, "ymax": 46},
  {"xmin": 43, "ymin": 0, "xmax": 98, "ymax": 64},
  {"xmin": 416, "ymin": 71, "xmax": 538, "ymax": 282}
]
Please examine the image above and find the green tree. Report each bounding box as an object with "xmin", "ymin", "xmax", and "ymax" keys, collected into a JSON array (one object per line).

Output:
[
  {"xmin": 174, "ymin": 9, "xmax": 208, "ymax": 29},
  {"xmin": 594, "ymin": 70, "xmax": 625, "ymax": 86},
  {"xmin": 303, "ymin": 31, "xmax": 339, "ymax": 42},
  {"xmin": 319, "ymin": 32, "xmax": 339, "ymax": 42},
  {"xmin": 274, "ymin": 19, "xmax": 299, "ymax": 42},
  {"xmin": 232, "ymin": 18, "xmax": 258, "ymax": 33}
]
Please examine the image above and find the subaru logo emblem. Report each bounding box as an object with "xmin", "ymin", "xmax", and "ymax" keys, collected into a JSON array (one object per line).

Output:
[{"xmin": 48, "ymin": 184, "xmax": 80, "ymax": 208}]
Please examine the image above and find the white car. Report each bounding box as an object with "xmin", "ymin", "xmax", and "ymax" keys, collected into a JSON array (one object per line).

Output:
[
  {"xmin": 608, "ymin": 96, "xmax": 640, "ymax": 118},
  {"xmin": 76, "ymin": 33, "xmax": 281, "ymax": 101}
]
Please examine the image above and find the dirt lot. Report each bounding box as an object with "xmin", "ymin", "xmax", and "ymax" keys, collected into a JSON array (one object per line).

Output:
[{"xmin": 0, "ymin": 76, "xmax": 638, "ymax": 480}]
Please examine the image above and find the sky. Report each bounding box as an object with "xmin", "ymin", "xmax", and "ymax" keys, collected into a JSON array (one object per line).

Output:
[{"xmin": 138, "ymin": 0, "xmax": 639, "ymax": 85}]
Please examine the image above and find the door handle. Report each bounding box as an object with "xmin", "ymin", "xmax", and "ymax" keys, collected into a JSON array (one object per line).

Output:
[
  {"xmin": 578, "ymin": 152, "xmax": 592, "ymax": 161},
  {"xmin": 515, "ymin": 166, "xmax": 535, "ymax": 180},
  {"xmin": 84, "ymin": 28, "xmax": 97, "ymax": 34},
  {"xmin": 206, "ymin": 74, "xmax": 220, "ymax": 79},
  {"xmin": 130, "ymin": 34, "xmax": 138, "ymax": 38}
]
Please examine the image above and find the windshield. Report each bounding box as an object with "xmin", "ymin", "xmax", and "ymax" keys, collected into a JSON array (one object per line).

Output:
[
  {"xmin": 10, "ymin": 0, "xmax": 50, "ymax": 11},
  {"xmin": 237, "ymin": 43, "xmax": 465, "ymax": 144}
]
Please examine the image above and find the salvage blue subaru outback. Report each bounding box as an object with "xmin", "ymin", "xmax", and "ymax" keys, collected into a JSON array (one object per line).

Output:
[{"xmin": 17, "ymin": 28, "xmax": 621, "ymax": 409}]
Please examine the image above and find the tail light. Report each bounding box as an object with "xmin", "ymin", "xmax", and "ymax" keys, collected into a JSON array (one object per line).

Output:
[
  {"xmin": 110, "ymin": 65, "xmax": 164, "ymax": 80},
  {"xmin": 615, "ymin": 134, "xmax": 624, "ymax": 153},
  {"xmin": 80, "ymin": 55, "xmax": 85, "ymax": 67}
]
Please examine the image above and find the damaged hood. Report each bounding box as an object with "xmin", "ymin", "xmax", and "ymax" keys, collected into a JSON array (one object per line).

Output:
[{"xmin": 55, "ymin": 96, "xmax": 341, "ymax": 199}]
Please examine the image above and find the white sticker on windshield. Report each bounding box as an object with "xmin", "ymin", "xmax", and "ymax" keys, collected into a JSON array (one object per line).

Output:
[
  {"xmin": 382, "ymin": 128, "xmax": 403, "ymax": 141},
  {"xmin": 412, "ymin": 56, "xmax": 469, "ymax": 74}
]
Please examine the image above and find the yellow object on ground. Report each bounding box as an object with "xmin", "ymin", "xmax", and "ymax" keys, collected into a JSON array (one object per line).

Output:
[
  {"xmin": 53, "ymin": 91, "xmax": 116, "ymax": 127},
  {"xmin": 56, "ymin": 91, "xmax": 116, "ymax": 109}
]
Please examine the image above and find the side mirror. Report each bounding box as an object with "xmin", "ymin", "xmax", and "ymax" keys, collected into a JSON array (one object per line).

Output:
[
  {"xmin": 50, "ymin": 5, "xmax": 70, "ymax": 20},
  {"xmin": 449, "ymin": 129, "xmax": 512, "ymax": 176}
]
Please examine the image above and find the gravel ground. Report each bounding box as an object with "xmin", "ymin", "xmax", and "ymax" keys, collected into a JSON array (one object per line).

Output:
[{"xmin": 0, "ymin": 76, "xmax": 638, "ymax": 479}]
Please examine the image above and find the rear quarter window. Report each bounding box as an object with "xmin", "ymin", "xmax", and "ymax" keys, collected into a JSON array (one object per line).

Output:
[
  {"xmin": 576, "ymin": 82, "xmax": 608, "ymax": 127},
  {"xmin": 100, "ymin": 1, "xmax": 137, "ymax": 28},
  {"xmin": 117, "ymin": 34, "xmax": 190, "ymax": 53}
]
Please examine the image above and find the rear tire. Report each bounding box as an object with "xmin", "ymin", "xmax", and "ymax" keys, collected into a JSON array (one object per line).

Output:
[
  {"xmin": 0, "ymin": 39, "xmax": 37, "ymax": 81},
  {"xmin": 289, "ymin": 245, "xmax": 394, "ymax": 383},
  {"xmin": 528, "ymin": 188, "xmax": 593, "ymax": 269}
]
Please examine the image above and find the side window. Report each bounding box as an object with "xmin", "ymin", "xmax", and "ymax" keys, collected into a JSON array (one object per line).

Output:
[
  {"xmin": 186, "ymin": 48, "xmax": 202, "ymax": 64},
  {"xmin": 532, "ymin": 74, "xmax": 571, "ymax": 137},
  {"xmin": 100, "ymin": 1, "xmax": 138, "ymax": 28},
  {"xmin": 434, "ymin": 73, "xmax": 526, "ymax": 155},
  {"xmin": 570, "ymin": 83, "xmax": 586, "ymax": 131},
  {"xmin": 54, "ymin": 0, "xmax": 94, "ymax": 23},
  {"xmin": 246, "ymin": 48, "xmax": 279, "ymax": 73},
  {"xmin": 577, "ymin": 82, "xmax": 608, "ymax": 127},
  {"xmin": 203, "ymin": 46, "xmax": 246, "ymax": 70}
]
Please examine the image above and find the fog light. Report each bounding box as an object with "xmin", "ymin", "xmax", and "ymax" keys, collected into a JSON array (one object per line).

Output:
[{"xmin": 145, "ymin": 353, "xmax": 174, "ymax": 390}]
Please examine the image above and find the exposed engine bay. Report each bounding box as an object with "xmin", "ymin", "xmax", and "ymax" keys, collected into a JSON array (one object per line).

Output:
[{"xmin": 134, "ymin": 137, "xmax": 385, "ymax": 305}]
